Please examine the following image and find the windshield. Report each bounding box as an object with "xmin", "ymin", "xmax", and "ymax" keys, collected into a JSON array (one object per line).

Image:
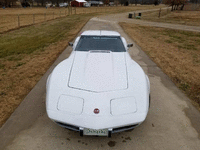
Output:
[{"xmin": 75, "ymin": 36, "xmax": 126, "ymax": 52}]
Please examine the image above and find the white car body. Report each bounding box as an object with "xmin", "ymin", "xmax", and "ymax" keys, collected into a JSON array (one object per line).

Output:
[
  {"xmin": 83, "ymin": 2, "xmax": 91, "ymax": 7},
  {"xmin": 46, "ymin": 30, "xmax": 150, "ymax": 137},
  {"xmin": 46, "ymin": 3, "xmax": 52, "ymax": 8},
  {"xmin": 59, "ymin": 2, "xmax": 68, "ymax": 7}
]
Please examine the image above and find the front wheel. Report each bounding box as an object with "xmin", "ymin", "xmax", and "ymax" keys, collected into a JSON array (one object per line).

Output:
[{"xmin": 149, "ymin": 94, "xmax": 151, "ymax": 108}]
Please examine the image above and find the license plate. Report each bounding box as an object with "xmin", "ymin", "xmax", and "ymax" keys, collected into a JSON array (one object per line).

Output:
[{"xmin": 83, "ymin": 128, "xmax": 108, "ymax": 136}]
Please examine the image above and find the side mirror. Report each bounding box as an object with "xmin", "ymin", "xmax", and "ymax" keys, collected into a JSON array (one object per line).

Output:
[
  {"xmin": 69, "ymin": 42, "xmax": 73, "ymax": 46},
  {"xmin": 127, "ymin": 43, "xmax": 133, "ymax": 48}
]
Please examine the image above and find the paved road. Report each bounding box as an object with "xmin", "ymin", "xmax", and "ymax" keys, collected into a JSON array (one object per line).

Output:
[{"xmin": 1, "ymin": 10, "xmax": 200, "ymax": 150}]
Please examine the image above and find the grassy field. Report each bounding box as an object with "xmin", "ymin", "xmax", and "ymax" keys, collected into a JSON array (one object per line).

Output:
[
  {"xmin": 141, "ymin": 4, "xmax": 200, "ymax": 26},
  {"xmin": 119, "ymin": 22, "xmax": 200, "ymax": 109},
  {"xmin": 0, "ymin": 5, "xmax": 163, "ymax": 33},
  {"xmin": 0, "ymin": 13, "xmax": 94, "ymax": 127},
  {"xmin": 0, "ymin": 5, "xmax": 167, "ymax": 127}
]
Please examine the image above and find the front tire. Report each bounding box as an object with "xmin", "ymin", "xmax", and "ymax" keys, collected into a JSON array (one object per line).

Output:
[{"xmin": 149, "ymin": 94, "xmax": 151, "ymax": 108}]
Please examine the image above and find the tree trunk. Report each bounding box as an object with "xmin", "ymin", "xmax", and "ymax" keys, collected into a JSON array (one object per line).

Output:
[
  {"xmin": 171, "ymin": 5, "xmax": 173, "ymax": 11},
  {"xmin": 57, "ymin": 0, "xmax": 59, "ymax": 7},
  {"xmin": 176, "ymin": 5, "xmax": 179, "ymax": 10},
  {"xmin": 5, "ymin": 0, "xmax": 7, "ymax": 7},
  {"xmin": 180, "ymin": 4, "xmax": 184, "ymax": 10}
]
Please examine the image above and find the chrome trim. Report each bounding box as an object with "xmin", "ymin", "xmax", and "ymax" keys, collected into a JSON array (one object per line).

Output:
[
  {"xmin": 55, "ymin": 121, "xmax": 79, "ymax": 131},
  {"xmin": 55, "ymin": 121, "xmax": 139, "ymax": 136},
  {"xmin": 112, "ymin": 124, "xmax": 139, "ymax": 133}
]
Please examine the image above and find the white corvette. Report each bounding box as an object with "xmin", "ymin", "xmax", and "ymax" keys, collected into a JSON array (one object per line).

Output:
[{"xmin": 46, "ymin": 30, "xmax": 150, "ymax": 137}]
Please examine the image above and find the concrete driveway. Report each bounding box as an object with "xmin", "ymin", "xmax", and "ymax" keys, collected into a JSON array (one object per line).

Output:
[
  {"xmin": 1, "ymin": 12, "xmax": 200, "ymax": 150},
  {"xmin": 94, "ymin": 9, "xmax": 200, "ymax": 32}
]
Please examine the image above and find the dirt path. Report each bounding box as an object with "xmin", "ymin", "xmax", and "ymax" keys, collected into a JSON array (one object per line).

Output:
[
  {"xmin": 94, "ymin": 9, "xmax": 200, "ymax": 32},
  {"xmin": 0, "ymin": 9, "xmax": 200, "ymax": 150}
]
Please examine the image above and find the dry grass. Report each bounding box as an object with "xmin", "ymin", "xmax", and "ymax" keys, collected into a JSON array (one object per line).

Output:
[
  {"xmin": 119, "ymin": 22, "xmax": 200, "ymax": 108},
  {"xmin": 0, "ymin": 5, "xmax": 162, "ymax": 33},
  {"xmin": 141, "ymin": 4, "xmax": 200, "ymax": 26}
]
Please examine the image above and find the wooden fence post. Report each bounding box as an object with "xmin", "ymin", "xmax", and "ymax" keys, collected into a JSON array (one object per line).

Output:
[
  {"xmin": 33, "ymin": 14, "xmax": 35, "ymax": 24},
  {"xmin": 65, "ymin": 10, "xmax": 66, "ymax": 16},
  {"xmin": 18, "ymin": 14, "xmax": 20, "ymax": 27},
  {"xmin": 44, "ymin": 13, "xmax": 46, "ymax": 21},
  {"xmin": 75, "ymin": 7, "xmax": 76, "ymax": 14},
  {"xmin": 53, "ymin": 12, "xmax": 54, "ymax": 19},
  {"xmin": 158, "ymin": 8, "xmax": 161, "ymax": 18},
  {"xmin": 60, "ymin": 11, "xmax": 61, "ymax": 17}
]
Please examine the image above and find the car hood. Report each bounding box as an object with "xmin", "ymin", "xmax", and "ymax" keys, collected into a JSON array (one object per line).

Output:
[{"xmin": 68, "ymin": 51, "xmax": 128, "ymax": 92}]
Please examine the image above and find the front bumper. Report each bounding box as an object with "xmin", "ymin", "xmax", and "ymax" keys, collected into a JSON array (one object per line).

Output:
[
  {"xmin": 48, "ymin": 108, "xmax": 146, "ymax": 137},
  {"xmin": 47, "ymin": 109, "xmax": 146, "ymax": 128},
  {"xmin": 55, "ymin": 121, "xmax": 139, "ymax": 137}
]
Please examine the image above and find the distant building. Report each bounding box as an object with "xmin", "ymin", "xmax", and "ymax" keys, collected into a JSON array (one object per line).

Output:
[{"xmin": 71, "ymin": 0, "xmax": 87, "ymax": 7}]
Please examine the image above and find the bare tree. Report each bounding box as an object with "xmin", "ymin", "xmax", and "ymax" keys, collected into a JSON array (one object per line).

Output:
[
  {"xmin": 0, "ymin": 0, "xmax": 17, "ymax": 7},
  {"xmin": 135, "ymin": 0, "xmax": 137, "ymax": 6},
  {"xmin": 163, "ymin": 0, "xmax": 187, "ymax": 11}
]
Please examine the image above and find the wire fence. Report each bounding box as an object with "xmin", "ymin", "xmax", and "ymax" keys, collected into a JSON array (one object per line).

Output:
[{"xmin": 0, "ymin": 6, "xmax": 126, "ymax": 33}]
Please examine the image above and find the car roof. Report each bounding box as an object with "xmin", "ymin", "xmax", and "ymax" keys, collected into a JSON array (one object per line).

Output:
[{"xmin": 81, "ymin": 30, "xmax": 120, "ymax": 36}]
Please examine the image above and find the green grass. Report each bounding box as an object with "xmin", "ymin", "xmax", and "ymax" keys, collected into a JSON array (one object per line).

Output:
[
  {"xmin": 152, "ymin": 35, "xmax": 160, "ymax": 39},
  {"xmin": 137, "ymin": 26, "xmax": 200, "ymax": 52},
  {"xmin": 162, "ymin": 29, "xmax": 200, "ymax": 51},
  {"xmin": 169, "ymin": 35, "xmax": 182, "ymax": 40},
  {"xmin": 165, "ymin": 39, "xmax": 173, "ymax": 43},
  {"xmin": 16, "ymin": 62, "xmax": 26, "ymax": 67},
  {"xmin": 0, "ymin": 14, "xmax": 93, "ymax": 59},
  {"xmin": 179, "ymin": 30, "xmax": 200, "ymax": 38},
  {"xmin": 0, "ymin": 91, "xmax": 6, "ymax": 96},
  {"xmin": 7, "ymin": 55, "xmax": 23, "ymax": 61},
  {"xmin": 178, "ymin": 44, "xmax": 197, "ymax": 50},
  {"xmin": 0, "ymin": 63, "xmax": 5, "ymax": 69},
  {"xmin": 193, "ymin": 54, "xmax": 200, "ymax": 64},
  {"xmin": 196, "ymin": 39, "xmax": 200, "ymax": 44},
  {"xmin": 179, "ymin": 82, "xmax": 190, "ymax": 92}
]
